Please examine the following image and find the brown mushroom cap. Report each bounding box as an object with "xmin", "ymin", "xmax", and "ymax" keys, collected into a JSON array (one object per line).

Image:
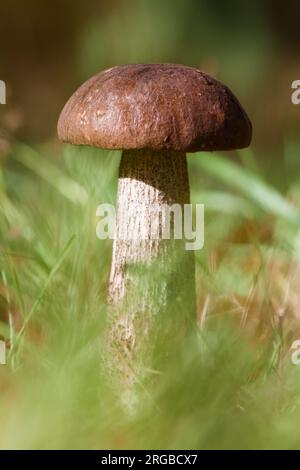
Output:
[{"xmin": 58, "ymin": 64, "xmax": 252, "ymax": 153}]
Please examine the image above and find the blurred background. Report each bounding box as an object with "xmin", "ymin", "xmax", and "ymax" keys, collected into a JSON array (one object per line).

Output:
[
  {"xmin": 1, "ymin": 0, "xmax": 300, "ymax": 450},
  {"xmin": 0, "ymin": 0, "xmax": 300, "ymax": 157}
]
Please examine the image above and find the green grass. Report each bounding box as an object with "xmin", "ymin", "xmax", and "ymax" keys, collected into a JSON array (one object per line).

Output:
[{"xmin": 1, "ymin": 143, "xmax": 300, "ymax": 449}]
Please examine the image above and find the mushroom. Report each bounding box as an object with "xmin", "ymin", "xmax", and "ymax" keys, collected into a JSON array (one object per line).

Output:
[{"xmin": 58, "ymin": 64, "xmax": 252, "ymax": 376}]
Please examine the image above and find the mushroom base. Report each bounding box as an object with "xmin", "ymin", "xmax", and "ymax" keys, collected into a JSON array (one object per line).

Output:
[{"xmin": 108, "ymin": 149, "xmax": 196, "ymax": 386}]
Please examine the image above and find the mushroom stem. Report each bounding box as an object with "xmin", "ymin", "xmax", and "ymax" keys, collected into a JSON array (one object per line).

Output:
[{"xmin": 108, "ymin": 149, "xmax": 195, "ymax": 379}]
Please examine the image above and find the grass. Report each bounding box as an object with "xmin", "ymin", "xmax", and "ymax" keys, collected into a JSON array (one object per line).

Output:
[{"xmin": 1, "ymin": 142, "xmax": 300, "ymax": 449}]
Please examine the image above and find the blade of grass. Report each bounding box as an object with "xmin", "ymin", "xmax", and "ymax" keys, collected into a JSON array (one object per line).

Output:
[
  {"xmin": 12, "ymin": 144, "xmax": 88, "ymax": 206},
  {"xmin": 1, "ymin": 269, "xmax": 15, "ymax": 363},
  {"xmin": 237, "ymin": 148, "xmax": 262, "ymax": 176},
  {"xmin": 11, "ymin": 264, "xmax": 26, "ymax": 319},
  {"xmin": 194, "ymin": 152, "xmax": 300, "ymax": 226},
  {"xmin": 193, "ymin": 190, "xmax": 256, "ymax": 218},
  {"xmin": 15, "ymin": 234, "xmax": 76, "ymax": 343}
]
